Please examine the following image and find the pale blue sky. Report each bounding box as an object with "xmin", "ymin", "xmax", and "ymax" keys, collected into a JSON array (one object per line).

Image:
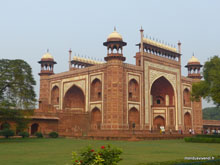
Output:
[{"xmin": 0, "ymin": 0, "xmax": 219, "ymax": 107}]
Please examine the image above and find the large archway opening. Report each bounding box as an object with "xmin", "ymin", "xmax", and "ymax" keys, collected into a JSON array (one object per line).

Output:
[
  {"xmin": 128, "ymin": 79, "xmax": 140, "ymax": 102},
  {"xmin": 31, "ymin": 123, "xmax": 39, "ymax": 135},
  {"xmin": 63, "ymin": 85, "xmax": 85, "ymax": 111},
  {"xmin": 90, "ymin": 79, "xmax": 102, "ymax": 102},
  {"xmin": 151, "ymin": 76, "xmax": 174, "ymax": 107},
  {"xmin": 153, "ymin": 116, "xmax": 165, "ymax": 130},
  {"xmin": 183, "ymin": 88, "xmax": 191, "ymax": 107},
  {"xmin": 184, "ymin": 112, "xmax": 192, "ymax": 131},
  {"xmin": 91, "ymin": 108, "xmax": 101, "ymax": 130},
  {"xmin": 51, "ymin": 86, "xmax": 59, "ymax": 105},
  {"xmin": 128, "ymin": 108, "xmax": 140, "ymax": 129}
]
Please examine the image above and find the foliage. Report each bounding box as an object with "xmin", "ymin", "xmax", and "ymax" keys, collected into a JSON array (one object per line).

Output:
[
  {"xmin": 35, "ymin": 132, "xmax": 43, "ymax": 138},
  {"xmin": 72, "ymin": 145, "xmax": 123, "ymax": 165},
  {"xmin": 184, "ymin": 137, "xmax": 220, "ymax": 143},
  {"xmin": 203, "ymin": 107, "xmax": 220, "ymax": 120},
  {"xmin": 0, "ymin": 59, "xmax": 36, "ymax": 109},
  {"xmin": 0, "ymin": 122, "xmax": 10, "ymax": 129},
  {"xmin": 195, "ymin": 134, "xmax": 220, "ymax": 138},
  {"xmin": 0, "ymin": 108, "xmax": 33, "ymax": 132},
  {"xmin": 191, "ymin": 56, "xmax": 220, "ymax": 106},
  {"xmin": 49, "ymin": 131, "xmax": 59, "ymax": 138},
  {"xmin": 18, "ymin": 131, "xmax": 29, "ymax": 138},
  {"xmin": 0, "ymin": 129, "xmax": 14, "ymax": 138}
]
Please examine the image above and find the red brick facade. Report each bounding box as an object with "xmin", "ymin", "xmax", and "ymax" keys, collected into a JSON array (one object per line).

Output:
[{"xmin": 28, "ymin": 29, "xmax": 204, "ymax": 137}]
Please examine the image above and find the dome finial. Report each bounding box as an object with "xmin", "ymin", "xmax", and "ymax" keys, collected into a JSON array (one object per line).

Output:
[
  {"xmin": 47, "ymin": 49, "xmax": 49, "ymax": 53},
  {"xmin": 114, "ymin": 26, "xmax": 116, "ymax": 31},
  {"xmin": 193, "ymin": 52, "xmax": 194, "ymax": 56}
]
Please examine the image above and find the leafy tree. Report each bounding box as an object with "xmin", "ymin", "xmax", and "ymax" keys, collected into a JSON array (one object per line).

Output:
[
  {"xmin": 0, "ymin": 59, "xmax": 36, "ymax": 109},
  {"xmin": 0, "ymin": 59, "xmax": 36, "ymax": 132},
  {"xmin": 203, "ymin": 107, "xmax": 220, "ymax": 120},
  {"xmin": 191, "ymin": 56, "xmax": 220, "ymax": 106}
]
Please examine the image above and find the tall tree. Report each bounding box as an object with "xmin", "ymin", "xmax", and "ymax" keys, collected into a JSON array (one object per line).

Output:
[
  {"xmin": 0, "ymin": 59, "xmax": 36, "ymax": 109},
  {"xmin": 191, "ymin": 56, "xmax": 220, "ymax": 106}
]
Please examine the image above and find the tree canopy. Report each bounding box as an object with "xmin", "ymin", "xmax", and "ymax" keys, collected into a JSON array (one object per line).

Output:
[
  {"xmin": 191, "ymin": 56, "xmax": 220, "ymax": 106},
  {"xmin": 0, "ymin": 59, "xmax": 36, "ymax": 109}
]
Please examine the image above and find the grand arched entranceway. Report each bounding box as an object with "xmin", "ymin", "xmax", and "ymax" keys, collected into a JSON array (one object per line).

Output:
[
  {"xmin": 31, "ymin": 123, "xmax": 39, "ymax": 135},
  {"xmin": 91, "ymin": 108, "xmax": 101, "ymax": 130},
  {"xmin": 153, "ymin": 116, "xmax": 165, "ymax": 130},
  {"xmin": 184, "ymin": 112, "xmax": 192, "ymax": 131},
  {"xmin": 151, "ymin": 76, "xmax": 175, "ymax": 129},
  {"xmin": 63, "ymin": 85, "xmax": 85, "ymax": 111},
  {"xmin": 128, "ymin": 108, "xmax": 140, "ymax": 129}
]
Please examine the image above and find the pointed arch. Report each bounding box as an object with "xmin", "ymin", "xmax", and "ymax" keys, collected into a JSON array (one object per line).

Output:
[
  {"xmin": 183, "ymin": 88, "xmax": 191, "ymax": 107},
  {"xmin": 51, "ymin": 86, "xmax": 59, "ymax": 105},
  {"xmin": 31, "ymin": 123, "xmax": 39, "ymax": 135},
  {"xmin": 151, "ymin": 76, "xmax": 174, "ymax": 106},
  {"xmin": 63, "ymin": 85, "xmax": 85, "ymax": 111},
  {"xmin": 128, "ymin": 107, "xmax": 140, "ymax": 129},
  {"xmin": 184, "ymin": 112, "xmax": 192, "ymax": 130},
  {"xmin": 91, "ymin": 107, "xmax": 102, "ymax": 130},
  {"xmin": 153, "ymin": 115, "xmax": 165, "ymax": 129},
  {"xmin": 128, "ymin": 79, "xmax": 140, "ymax": 102},
  {"xmin": 90, "ymin": 78, "xmax": 102, "ymax": 102}
]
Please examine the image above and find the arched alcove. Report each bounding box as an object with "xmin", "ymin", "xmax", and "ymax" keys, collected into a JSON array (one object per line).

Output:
[
  {"xmin": 91, "ymin": 108, "xmax": 101, "ymax": 130},
  {"xmin": 128, "ymin": 79, "xmax": 139, "ymax": 102},
  {"xmin": 128, "ymin": 107, "xmax": 140, "ymax": 129},
  {"xmin": 183, "ymin": 88, "xmax": 191, "ymax": 107},
  {"xmin": 31, "ymin": 123, "xmax": 39, "ymax": 135},
  {"xmin": 63, "ymin": 85, "xmax": 85, "ymax": 111},
  {"xmin": 153, "ymin": 116, "xmax": 165, "ymax": 129},
  {"xmin": 151, "ymin": 76, "xmax": 174, "ymax": 106},
  {"xmin": 90, "ymin": 79, "xmax": 102, "ymax": 102},
  {"xmin": 51, "ymin": 86, "xmax": 59, "ymax": 105},
  {"xmin": 184, "ymin": 112, "xmax": 192, "ymax": 130}
]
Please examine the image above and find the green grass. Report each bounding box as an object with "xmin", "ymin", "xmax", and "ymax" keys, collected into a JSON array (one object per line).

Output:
[{"xmin": 0, "ymin": 138, "xmax": 220, "ymax": 165}]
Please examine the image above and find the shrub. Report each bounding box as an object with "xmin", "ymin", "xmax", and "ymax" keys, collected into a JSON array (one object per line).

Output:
[
  {"xmin": 18, "ymin": 131, "xmax": 29, "ymax": 138},
  {"xmin": 0, "ymin": 129, "xmax": 14, "ymax": 138},
  {"xmin": 49, "ymin": 131, "xmax": 59, "ymax": 138},
  {"xmin": 184, "ymin": 137, "xmax": 220, "ymax": 143},
  {"xmin": 35, "ymin": 132, "xmax": 43, "ymax": 138},
  {"xmin": 196, "ymin": 134, "xmax": 220, "ymax": 138},
  {"xmin": 72, "ymin": 145, "xmax": 123, "ymax": 165}
]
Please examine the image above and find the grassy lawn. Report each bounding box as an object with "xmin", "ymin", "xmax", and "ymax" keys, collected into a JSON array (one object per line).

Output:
[{"xmin": 0, "ymin": 138, "xmax": 220, "ymax": 165}]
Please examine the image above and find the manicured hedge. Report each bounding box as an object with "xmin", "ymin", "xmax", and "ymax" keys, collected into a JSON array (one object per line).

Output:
[
  {"xmin": 35, "ymin": 132, "xmax": 43, "ymax": 138},
  {"xmin": 18, "ymin": 132, "xmax": 29, "ymax": 138},
  {"xmin": 0, "ymin": 129, "xmax": 14, "ymax": 138},
  {"xmin": 185, "ymin": 137, "xmax": 220, "ymax": 143},
  {"xmin": 49, "ymin": 132, "xmax": 59, "ymax": 138},
  {"xmin": 195, "ymin": 134, "xmax": 220, "ymax": 138}
]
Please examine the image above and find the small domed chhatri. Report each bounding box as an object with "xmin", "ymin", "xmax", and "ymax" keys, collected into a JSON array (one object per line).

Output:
[
  {"xmin": 41, "ymin": 51, "xmax": 54, "ymax": 61},
  {"xmin": 188, "ymin": 55, "xmax": 200, "ymax": 64},
  {"xmin": 107, "ymin": 27, "xmax": 123, "ymax": 42}
]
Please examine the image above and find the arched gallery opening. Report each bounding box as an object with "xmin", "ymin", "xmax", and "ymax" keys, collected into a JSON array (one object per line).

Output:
[
  {"xmin": 183, "ymin": 88, "xmax": 191, "ymax": 107},
  {"xmin": 51, "ymin": 86, "xmax": 59, "ymax": 105},
  {"xmin": 153, "ymin": 116, "xmax": 165, "ymax": 130},
  {"xmin": 91, "ymin": 108, "xmax": 101, "ymax": 130},
  {"xmin": 184, "ymin": 112, "xmax": 192, "ymax": 131},
  {"xmin": 31, "ymin": 123, "xmax": 39, "ymax": 135},
  {"xmin": 63, "ymin": 85, "xmax": 85, "ymax": 111},
  {"xmin": 151, "ymin": 76, "xmax": 174, "ymax": 107},
  {"xmin": 90, "ymin": 79, "xmax": 102, "ymax": 102},
  {"xmin": 128, "ymin": 79, "xmax": 140, "ymax": 102},
  {"xmin": 128, "ymin": 107, "xmax": 140, "ymax": 129}
]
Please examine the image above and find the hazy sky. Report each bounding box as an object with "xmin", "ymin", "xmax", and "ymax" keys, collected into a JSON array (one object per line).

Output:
[{"xmin": 0, "ymin": 0, "xmax": 219, "ymax": 108}]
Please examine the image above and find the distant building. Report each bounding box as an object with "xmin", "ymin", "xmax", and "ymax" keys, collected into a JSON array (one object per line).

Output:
[{"xmin": 30, "ymin": 28, "xmax": 204, "ymax": 136}]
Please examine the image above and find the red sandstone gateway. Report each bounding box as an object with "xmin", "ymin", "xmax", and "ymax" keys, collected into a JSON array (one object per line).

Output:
[{"xmin": 28, "ymin": 28, "xmax": 204, "ymax": 138}]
